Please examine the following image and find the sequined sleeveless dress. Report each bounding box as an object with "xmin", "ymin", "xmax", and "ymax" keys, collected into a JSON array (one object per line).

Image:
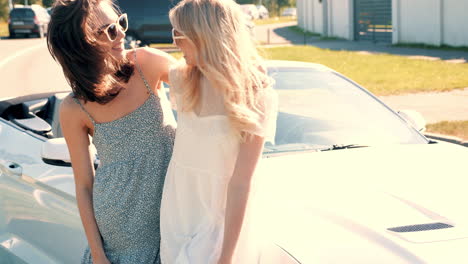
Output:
[{"xmin": 74, "ymin": 51, "xmax": 176, "ymax": 264}]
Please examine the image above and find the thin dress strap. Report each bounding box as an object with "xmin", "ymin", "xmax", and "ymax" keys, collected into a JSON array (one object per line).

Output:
[
  {"xmin": 134, "ymin": 49, "xmax": 155, "ymax": 96},
  {"xmin": 72, "ymin": 96, "xmax": 96, "ymax": 125}
]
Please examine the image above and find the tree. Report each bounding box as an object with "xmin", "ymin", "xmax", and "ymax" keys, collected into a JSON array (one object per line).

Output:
[
  {"xmin": 278, "ymin": 0, "xmax": 295, "ymax": 7},
  {"xmin": 0, "ymin": 0, "xmax": 9, "ymax": 21},
  {"xmin": 236, "ymin": 0, "xmax": 256, "ymax": 4},
  {"xmin": 12, "ymin": 0, "xmax": 43, "ymax": 5},
  {"xmin": 235, "ymin": 0, "xmax": 296, "ymax": 16},
  {"xmin": 261, "ymin": 0, "xmax": 296, "ymax": 16}
]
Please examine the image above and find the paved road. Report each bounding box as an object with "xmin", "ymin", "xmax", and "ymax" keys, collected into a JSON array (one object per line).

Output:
[
  {"xmin": 255, "ymin": 21, "xmax": 298, "ymax": 45},
  {"xmin": 0, "ymin": 38, "xmax": 70, "ymax": 98},
  {"xmin": 379, "ymin": 88, "xmax": 468, "ymax": 124},
  {"xmin": 2, "ymin": 37, "xmax": 467, "ymax": 124},
  {"xmin": 255, "ymin": 22, "xmax": 468, "ymax": 62}
]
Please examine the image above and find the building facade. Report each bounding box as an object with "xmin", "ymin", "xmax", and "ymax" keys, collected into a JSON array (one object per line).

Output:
[{"xmin": 297, "ymin": 0, "xmax": 468, "ymax": 47}]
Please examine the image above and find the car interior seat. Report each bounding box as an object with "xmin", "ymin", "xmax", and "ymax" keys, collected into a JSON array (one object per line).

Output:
[
  {"xmin": 36, "ymin": 94, "xmax": 65, "ymax": 138},
  {"xmin": 7, "ymin": 103, "xmax": 53, "ymax": 138}
]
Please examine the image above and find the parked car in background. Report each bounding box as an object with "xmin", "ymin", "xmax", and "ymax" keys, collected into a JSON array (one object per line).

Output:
[
  {"xmin": 8, "ymin": 5, "xmax": 50, "ymax": 38},
  {"xmin": 117, "ymin": 0, "xmax": 180, "ymax": 45},
  {"xmin": 256, "ymin": 5, "xmax": 269, "ymax": 19},
  {"xmin": 240, "ymin": 4, "xmax": 259, "ymax": 20},
  {"xmin": 281, "ymin": 7, "xmax": 297, "ymax": 17},
  {"xmin": 2, "ymin": 60, "xmax": 468, "ymax": 263}
]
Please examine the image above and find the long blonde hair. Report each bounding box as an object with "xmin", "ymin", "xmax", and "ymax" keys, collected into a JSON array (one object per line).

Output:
[{"xmin": 169, "ymin": 0, "xmax": 273, "ymax": 141}]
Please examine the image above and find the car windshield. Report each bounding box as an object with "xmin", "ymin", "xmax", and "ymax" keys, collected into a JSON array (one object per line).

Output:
[
  {"xmin": 10, "ymin": 8, "xmax": 34, "ymax": 18},
  {"xmin": 22, "ymin": 65, "xmax": 427, "ymax": 154},
  {"xmin": 265, "ymin": 66, "xmax": 428, "ymax": 153}
]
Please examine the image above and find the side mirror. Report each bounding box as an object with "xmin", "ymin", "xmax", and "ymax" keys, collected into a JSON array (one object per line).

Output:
[
  {"xmin": 398, "ymin": 110, "xmax": 427, "ymax": 132},
  {"xmin": 41, "ymin": 138, "xmax": 99, "ymax": 168}
]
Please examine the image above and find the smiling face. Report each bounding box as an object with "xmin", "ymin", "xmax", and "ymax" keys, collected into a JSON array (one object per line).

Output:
[{"xmin": 95, "ymin": 1, "xmax": 126, "ymax": 60}]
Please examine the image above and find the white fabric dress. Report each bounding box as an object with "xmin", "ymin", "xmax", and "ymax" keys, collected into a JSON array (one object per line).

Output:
[{"xmin": 160, "ymin": 66, "xmax": 277, "ymax": 264}]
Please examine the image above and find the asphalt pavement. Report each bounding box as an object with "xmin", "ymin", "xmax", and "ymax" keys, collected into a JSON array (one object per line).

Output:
[
  {"xmin": 255, "ymin": 22, "xmax": 468, "ymax": 62},
  {"xmin": 0, "ymin": 37, "xmax": 70, "ymax": 98},
  {"xmin": 2, "ymin": 32, "xmax": 467, "ymax": 125},
  {"xmin": 379, "ymin": 88, "xmax": 468, "ymax": 124}
]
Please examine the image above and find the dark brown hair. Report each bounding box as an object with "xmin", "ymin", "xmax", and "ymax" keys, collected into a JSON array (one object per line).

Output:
[{"xmin": 47, "ymin": 0, "xmax": 134, "ymax": 104}]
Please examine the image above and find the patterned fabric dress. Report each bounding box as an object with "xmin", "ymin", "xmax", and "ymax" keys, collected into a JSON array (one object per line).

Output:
[{"xmin": 74, "ymin": 51, "xmax": 176, "ymax": 264}]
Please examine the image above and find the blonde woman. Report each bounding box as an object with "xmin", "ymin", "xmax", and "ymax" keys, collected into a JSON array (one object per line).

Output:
[{"xmin": 160, "ymin": 0, "xmax": 277, "ymax": 263}]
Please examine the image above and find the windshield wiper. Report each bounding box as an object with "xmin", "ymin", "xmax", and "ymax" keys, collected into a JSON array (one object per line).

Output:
[
  {"xmin": 320, "ymin": 144, "xmax": 369, "ymax": 151},
  {"xmin": 263, "ymin": 143, "xmax": 326, "ymax": 156},
  {"xmin": 262, "ymin": 143, "xmax": 369, "ymax": 157}
]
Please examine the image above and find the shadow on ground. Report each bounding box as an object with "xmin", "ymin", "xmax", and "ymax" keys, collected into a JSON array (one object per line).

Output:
[{"xmin": 271, "ymin": 24, "xmax": 468, "ymax": 62}]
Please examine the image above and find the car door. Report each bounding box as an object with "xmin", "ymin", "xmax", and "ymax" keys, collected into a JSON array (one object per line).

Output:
[{"xmin": 0, "ymin": 115, "xmax": 86, "ymax": 263}]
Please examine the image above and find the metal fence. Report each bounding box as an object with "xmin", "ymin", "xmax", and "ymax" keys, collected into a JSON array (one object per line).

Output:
[{"xmin": 354, "ymin": 0, "xmax": 392, "ymax": 43}]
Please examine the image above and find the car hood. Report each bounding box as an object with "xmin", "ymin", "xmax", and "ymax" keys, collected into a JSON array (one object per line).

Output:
[{"xmin": 253, "ymin": 142, "xmax": 468, "ymax": 263}]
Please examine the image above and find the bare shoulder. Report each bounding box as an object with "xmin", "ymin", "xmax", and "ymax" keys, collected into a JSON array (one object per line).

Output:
[
  {"xmin": 134, "ymin": 47, "xmax": 177, "ymax": 84},
  {"xmin": 60, "ymin": 94, "xmax": 79, "ymax": 115},
  {"xmin": 127, "ymin": 47, "xmax": 175, "ymax": 64},
  {"xmin": 59, "ymin": 94, "xmax": 86, "ymax": 127},
  {"xmin": 142, "ymin": 46, "xmax": 174, "ymax": 60}
]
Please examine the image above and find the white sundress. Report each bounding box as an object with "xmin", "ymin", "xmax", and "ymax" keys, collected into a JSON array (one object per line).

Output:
[{"xmin": 160, "ymin": 66, "xmax": 277, "ymax": 264}]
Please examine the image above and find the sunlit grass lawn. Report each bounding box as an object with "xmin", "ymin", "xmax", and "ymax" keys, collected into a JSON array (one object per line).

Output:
[
  {"xmin": 427, "ymin": 121, "xmax": 468, "ymax": 140},
  {"xmin": 0, "ymin": 22, "xmax": 8, "ymax": 37},
  {"xmin": 156, "ymin": 45, "xmax": 468, "ymax": 96},
  {"xmin": 158, "ymin": 45, "xmax": 468, "ymax": 139},
  {"xmin": 254, "ymin": 17, "xmax": 296, "ymax": 26},
  {"xmin": 259, "ymin": 45, "xmax": 468, "ymax": 96}
]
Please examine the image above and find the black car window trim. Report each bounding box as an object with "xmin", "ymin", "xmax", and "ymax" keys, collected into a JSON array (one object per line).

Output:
[{"xmin": 331, "ymin": 71, "xmax": 430, "ymax": 144}]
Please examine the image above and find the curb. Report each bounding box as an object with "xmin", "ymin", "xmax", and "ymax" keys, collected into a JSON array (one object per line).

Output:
[{"xmin": 424, "ymin": 132, "xmax": 468, "ymax": 147}]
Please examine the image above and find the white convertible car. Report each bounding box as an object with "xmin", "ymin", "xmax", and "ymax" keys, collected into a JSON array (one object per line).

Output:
[{"xmin": 1, "ymin": 61, "xmax": 467, "ymax": 264}]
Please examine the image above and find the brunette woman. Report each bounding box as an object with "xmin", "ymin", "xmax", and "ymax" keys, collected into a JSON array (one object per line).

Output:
[{"xmin": 47, "ymin": 0, "xmax": 176, "ymax": 263}]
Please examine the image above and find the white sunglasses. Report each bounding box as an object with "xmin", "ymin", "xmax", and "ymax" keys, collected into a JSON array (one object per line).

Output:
[
  {"xmin": 98, "ymin": 13, "xmax": 128, "ymax": 41},
  {"xmin": 172, "ymin": 28, "xmax": 187, "ymax": 43}
]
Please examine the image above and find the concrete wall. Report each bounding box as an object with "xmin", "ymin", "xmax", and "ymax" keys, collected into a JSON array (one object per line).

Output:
[
  {"xmin": 297, "ymin": 0, "xmax": 349, "ymax": 37},
  {"xmin": 442, "ymin": 0, "xmax": 468, "ymax": 46},
  {"xmin": 296, "ymin": 0, "xmax": 323, "ymax": 34},
  {"xmin": 394, "ymin": 0, "xmax": 468, "ymax": 46},
  {"xmin": 327, "ymin": 0, "xmax": 353, "ymax": 39},
  {"xmin": 297, "ymin": 0, "xmax": 305, "ymax": 28},
  {"xmin": 298, "ymin": 0, "xmax": 468, "ymax": 46},
  {"xmin": 394, "ymin": 0, "xmax": 441, "ymax": 45},
  {"xmin": 313, "ymin": 0, "xmax": 323, "ymax": 34}
]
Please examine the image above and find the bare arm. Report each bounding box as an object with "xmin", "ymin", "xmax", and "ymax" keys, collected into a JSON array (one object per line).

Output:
[
  {"xmin": 218, "ymin": 135, "xmax": 265, "ymax": 263},
  {"xmin": 140, "ymin": 47, "xmax": 177, "ymax": 86},
  {"xmin": 60, "ymin": 97, "xmax": 109, "ymax": 264}
]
